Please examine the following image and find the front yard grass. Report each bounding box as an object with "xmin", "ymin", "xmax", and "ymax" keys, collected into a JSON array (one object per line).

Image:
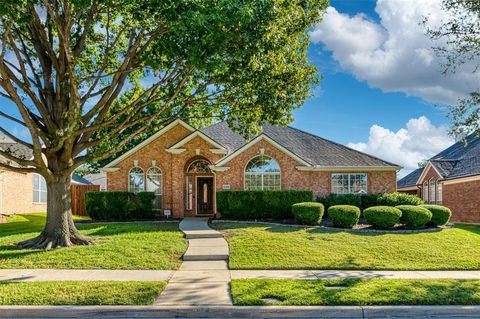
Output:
[
  {"xmin": 0, "ymin": 281, "xmax": 165, "ymax": 305},
  {"xmin": 231, "ymin": 279, "xmax": 480, "ymax": 306},
  {"xmin": 214, "ymin": 222, "xmax": 480, "ymax": 270},
  {"xmin": 0, "ymin": 214, "xmax": 187, "ymax": 269}
]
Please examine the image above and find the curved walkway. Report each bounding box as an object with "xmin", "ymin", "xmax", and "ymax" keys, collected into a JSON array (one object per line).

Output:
[{"xmin": 154, "ymin": 218, "xmax": 232, "ymax": 306}]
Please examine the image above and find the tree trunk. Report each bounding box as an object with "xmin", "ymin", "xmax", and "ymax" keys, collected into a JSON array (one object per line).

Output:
[{"xmin": 17, "ymin": 173, "xmax": 94, "ymax": 250}]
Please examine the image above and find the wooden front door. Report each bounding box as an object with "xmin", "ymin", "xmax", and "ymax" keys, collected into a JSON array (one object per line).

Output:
[{"xmin": 196, "ymin": 177, "xmax": 213, "ymax": 215}]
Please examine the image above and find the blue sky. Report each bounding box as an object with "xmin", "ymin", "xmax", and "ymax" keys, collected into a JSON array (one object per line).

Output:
[{"xmin": 293, "ymin": 0, "xmax": 449, "ymax": 145}]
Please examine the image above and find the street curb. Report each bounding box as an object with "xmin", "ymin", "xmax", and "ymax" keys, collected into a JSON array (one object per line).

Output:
[{"xmin": 1, "ymin": 305, "xmax": 480, "ymax": 318}]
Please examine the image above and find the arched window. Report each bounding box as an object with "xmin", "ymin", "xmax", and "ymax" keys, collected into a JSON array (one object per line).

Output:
[
  {"xmin": 147, "ymin": 167, "xmax": 162, "ymax": 210},
  {"xmin": 429, "ymin": 178, "xmax": 436, "ymax": 204},
  {"xmin": 187, "ymin": 160, "xmax": 211, "ymax": 173},
  {"xmin": 245, "ymin": 155, "xmax": 281, "ymax": 190},
  {"xmin": 128, "ymin": 167, "xmax": 144, "ymax": 193},
  {"xmin": 422, "ymin": 182, "xmax": 428, "ymax": 202},
  {"xmin": 436, "ymin": 180, "xmax": 443, "ymax": 204}
]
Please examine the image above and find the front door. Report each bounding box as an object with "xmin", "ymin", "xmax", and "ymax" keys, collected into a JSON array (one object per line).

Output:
[{"xmin": 196, "ymin": 177, "xmax": 213, "ymax": 215}]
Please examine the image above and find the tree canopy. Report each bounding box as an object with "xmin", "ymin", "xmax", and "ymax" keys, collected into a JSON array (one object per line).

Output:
[
  {"xmin": 0, "ymin": 0, "xmax": 328, "ymax": 249},
  {"xmin": 425, "ymin": 0, "xmax": 480, "ymax": 137}
]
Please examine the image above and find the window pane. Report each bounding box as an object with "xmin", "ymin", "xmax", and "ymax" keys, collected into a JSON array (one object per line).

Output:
[
  {"xmin": 33, "ymin": 174, "xmax": 39, "ymax": 190},
  {"xmin": 40, "ymin": 191, "xmax": 47, "ymax": 203},
  {"xmin": 129, "ymin": 167, "xmax": 144, "ymax": 193},
  {"xmin": 245, "ymin": 156, "xmax": 281, "ymax": 190},
  {"xmin": 187, "ymin": 160, "xmax": 211, "ymax": 173},
  {"xmin": 186, "ymin": 176, "xmax": 193, "ymax": 210},
  {"xmin": 33, "ymin": 191, "xmax": 40, "ymax": 203}
]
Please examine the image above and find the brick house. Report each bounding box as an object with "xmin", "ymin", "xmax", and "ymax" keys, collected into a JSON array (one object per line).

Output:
[
  {"xmin": 397, "ymin": 134, "xmax": 480, "ymax": 223},
  {"xmin": 0, "ymin": 140, "xmax": 94, "ymax": 216},
  {"xmin": 102, "ymin": 119, "xmax": 399, "ymax": 218}
]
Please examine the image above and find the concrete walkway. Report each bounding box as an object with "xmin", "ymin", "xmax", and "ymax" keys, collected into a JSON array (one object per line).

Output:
[
  {"xmin": 155, "ymin": 218, "xmax": 232, "ymax": 306},
  {"xmin": 231, "ymin": 270, "xmax": 480, "ymax": 280},
  {"xmin": 0, "ymin": 269, "xmax": 173, "ymax": 282},
  {"xmin": 2, "ymin": 269, "xmax": 480, "ymax": 282}
]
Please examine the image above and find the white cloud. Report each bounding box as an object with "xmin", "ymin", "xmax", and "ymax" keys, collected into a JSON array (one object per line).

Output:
[
  {"xmin": 348, "ymin": 116, "xmax": 455, "ymax": 170},
  {"xmin": 310, "ymin": 0, "xmax": 479, "ymax": 105}
]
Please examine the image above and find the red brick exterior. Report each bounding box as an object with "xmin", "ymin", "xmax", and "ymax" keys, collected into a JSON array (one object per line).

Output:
[
  {"xmin": 443, "ymin": 179, "xmax": 480, "ymax": 223},
  {"xmin": 398, "ymin": 164, "xmax": 480, "ymax": 223},
  {"xmin": 105, "ymin": 122, "xmax": 397, "ymax": 218},
  {"xmin": 0, "ymin": 170, "xmax": 47, "ymax": 214}
]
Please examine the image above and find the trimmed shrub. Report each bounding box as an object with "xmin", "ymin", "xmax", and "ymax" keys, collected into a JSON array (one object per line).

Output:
[
  {"xmin": 292, "ymin": 202, "xmax": 325, "ymax": 225},
  {"xmin": 363, "ymin": 206, "xmax": 402, "ymax": 229},
  {"xmin": 421, "ymin": 205, "xmax": 452, "ymax": 226},
  {"xmin": 317, "ymin": 193, "xmax": 361, "ymax": 210},
  {"xmin": 396, "ymin": 205, "xmax": 432, "ymax": 229},
  {"xmin": 328, "ymin": 205, "xmax": 361, "ymax": 228},
  {"xmin": 216, "ymin": 190, "xmax": 313, "ymax": 219},
  {"xmin": 85, "ymin": 191, "xmax": 156, "ymax": 220},
  {"xmin": 378, "ymin": 193, "xmax": 424, "ymax": 206}
]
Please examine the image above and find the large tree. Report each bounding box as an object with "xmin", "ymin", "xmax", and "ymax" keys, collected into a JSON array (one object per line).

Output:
[
  {"xmin": 425, "ymin": 0, "xmax": 480, "ymax": 137},
  {"xmin": 0, "ymin": 0, "xmax": 327, "ymax": 249}
]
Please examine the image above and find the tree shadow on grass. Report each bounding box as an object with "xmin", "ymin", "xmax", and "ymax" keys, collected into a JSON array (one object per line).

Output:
[{"xmin": 82, "ymin": 222, "xmax": 181, "ymax": 237}]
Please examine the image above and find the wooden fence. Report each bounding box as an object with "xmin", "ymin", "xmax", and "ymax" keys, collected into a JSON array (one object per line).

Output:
[{"xmin": 71, "ymin": 184, "xmax": 100, "ymax": 216}]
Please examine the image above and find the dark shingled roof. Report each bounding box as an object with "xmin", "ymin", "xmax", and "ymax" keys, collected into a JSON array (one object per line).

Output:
[
  {"xmin": 397, "ymin": 134, "xmax": 480, "ymax": 187},
  {"xmin": 201, "ymin": 122, "xmax": 399, "ymax": 167},
  {"xmin": 72, "ymin": 173, "xmax": 92, "ymax": 185},
  {"xmin": 0, "ymin": 142, "xmax": 33, "ymax": 161},
  {"xmin": 397, "ymin": 168, "xmax": 423, "ymax": 189},
  {"xmin": 429, "ymin": 134, "xmax": 480, "ymax": 180}
]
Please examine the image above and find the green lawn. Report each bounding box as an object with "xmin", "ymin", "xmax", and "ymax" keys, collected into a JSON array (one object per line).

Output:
[
  {"xmin": 214, "ymin": 222, "xmax": 480, "ymax": 270},
  {"xmin": 0, "ymin": 281, "xmax": 165, "ymax": 305},
  {"xmin": 231, "ymin": 279, "xmax": 480, "ymax": 306},
  {"xmin": 0, "ymin": 214, "xmax": 187, "ymax": 269}
]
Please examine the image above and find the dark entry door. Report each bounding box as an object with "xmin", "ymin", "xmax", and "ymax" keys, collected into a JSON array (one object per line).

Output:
[{"xmin": 196, "ymin": 177, "xmax": 213, "ymax": 214}]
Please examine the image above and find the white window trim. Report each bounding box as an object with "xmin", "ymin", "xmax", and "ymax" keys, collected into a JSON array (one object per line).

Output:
[
  {"xmin": 128, "ymin": 167, "xmax": 145, "ymax": 193},
  {"xmin": 244, "ymin": 155, "xmax": 281, "ymax": 191},
  {"xmin": 331, "ymin": 173, "xmax": 368, "ymax": 195},
  {"xmin": 146, "ymin": 166, "xmax": 162, "ymax": 210},
  {"xmin": 32, "ymin": 173, "xmax": 47, "ymax": 204}
]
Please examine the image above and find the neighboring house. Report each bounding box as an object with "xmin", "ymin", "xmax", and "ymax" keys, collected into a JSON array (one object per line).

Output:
[
  {"xmin": 84, "ymin": 173, "xmax": 106, "ymax": 191},
  {"xmin": 0, "ymin": 140, "xmax": 94, "ymax": 215},
  {"xmin": 398, "ymin": 134, "xmax": 480, "ymax": 223},
  {"xmin": 102, "ymin": 119, "xmax": 400, "ymax": 218}
]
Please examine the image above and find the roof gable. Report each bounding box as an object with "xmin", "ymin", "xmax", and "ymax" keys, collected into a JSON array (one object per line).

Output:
[
  {"xmin": 397, "ymin": 167, "xmax": 424, "ymax": 189},
  {"xmin": 167, "ymin": 131, "xmax": 227, "ymax": 151},
  {"xmin": 103, "ymin": 119, "xmax": 195, "ymax": 168},
  {"xmin": 215, "ymin": 134, "xmax": 312, "ymax": 167}
]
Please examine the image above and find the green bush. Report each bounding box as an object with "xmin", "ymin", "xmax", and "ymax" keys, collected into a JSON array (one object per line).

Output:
[
  {"xmin": 421, "ymin": 205, "xmax": 452, "ymax": 226},
  {"xmin": 216, "ymin": 190, "xmax": 313, "ymax": 219},
  {"xmin": 317, "ymin": 194, "xmax": 361, "ymax": 210},
  {"xmin": 396, "ymin": 205, "xmax": 432, "ymax": 229},
  {"xmin": 378, "ymin": 193, "xmax": 424, "ymax": 206},
  {"xmin": 327, "ymin": 205, "xmax": 361, "ymax": 228},
  {"xmin": 292, "ymin": 202, "xmax": 325, "ymax": 225},
  {"xmin": 363, "ymin": 206, "xmax": 402, "ymax": 229},
  {"xmin": 85, "ymin": 191, "xmax": 156, "ymax": 220}
]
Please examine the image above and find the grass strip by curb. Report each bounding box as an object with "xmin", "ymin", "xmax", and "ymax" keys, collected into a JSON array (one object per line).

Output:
[
  {"xmin": 0, "ymin": 281, "xmax": 166, "ymax": 305},
  {"xmin": 231, "ymin": 279, "xmax": 480, "ymax": 306}
]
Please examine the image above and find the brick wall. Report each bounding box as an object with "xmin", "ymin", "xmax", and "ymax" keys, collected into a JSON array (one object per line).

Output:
[
  {"xmin": 443, "ymin": 179, "xmax": 480, "ymax": 223},
  {"xmin": 0, "ymin": 171, "xmax": 47, "ymax": 214}
]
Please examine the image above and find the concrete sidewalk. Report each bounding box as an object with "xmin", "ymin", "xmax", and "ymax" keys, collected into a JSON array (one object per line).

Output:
[
  {"xmin": 0, "ymin": 269, "xmax": 173, "ymax": 281},
  {"xmin": 2, "ymin": 269, "xmax": 480, "ymax": 282},
  {"xmin": 230, "ymin": 269, "xmax": 480, "ymax": 280}
]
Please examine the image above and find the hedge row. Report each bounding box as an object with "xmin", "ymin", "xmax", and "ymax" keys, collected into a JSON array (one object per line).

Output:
[
  {"xmin": 85, "ymin": 191, "xmax": 156, "ymax": 220},
  {"xmin": 292, "ymin": 204, "xmax": 451, "ymax": 230},
  {"xmin": 316, "ymin": 192, "xmax": 424, "ymax": 210},
  {"xmin": 216, "ymin": 190, "xmax": 313, "ymax": 219}
]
